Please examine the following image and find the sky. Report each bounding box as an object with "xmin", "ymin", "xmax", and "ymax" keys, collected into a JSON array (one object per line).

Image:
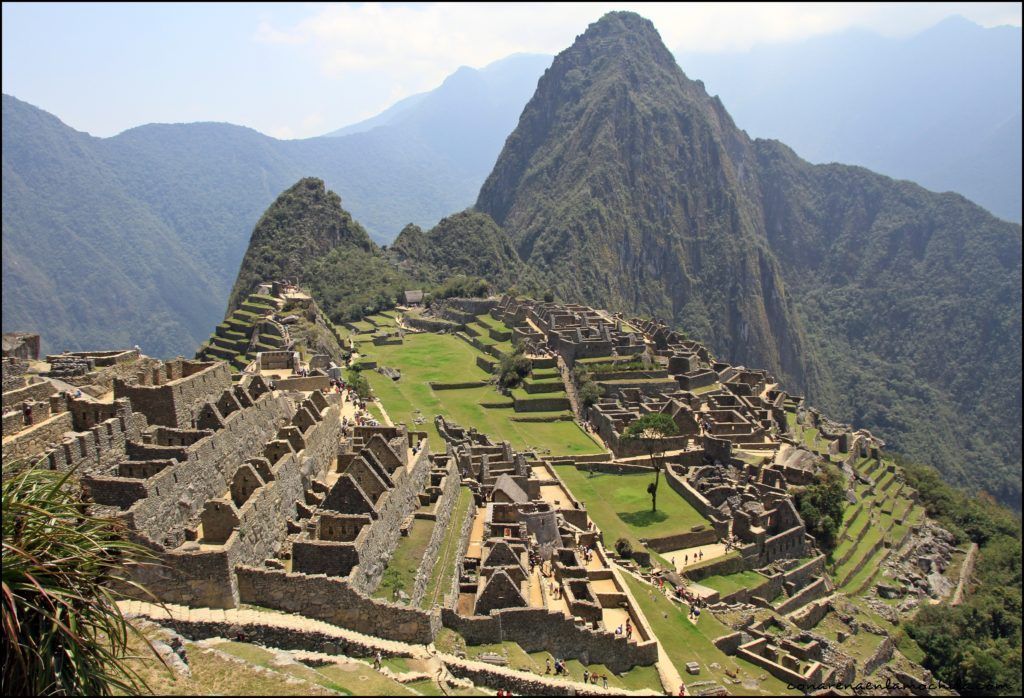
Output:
[{"xmin": 3, "ymin": 2, "xmax": 1021, "ymax": 140}]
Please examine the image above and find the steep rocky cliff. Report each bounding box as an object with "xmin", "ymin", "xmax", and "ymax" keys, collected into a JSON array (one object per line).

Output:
[{"xmin": 476, "ymin": 11, "xmax": 816, "ymax": 391}]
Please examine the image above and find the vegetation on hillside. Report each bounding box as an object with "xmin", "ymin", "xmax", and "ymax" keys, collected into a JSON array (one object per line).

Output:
[
  {"xmin": 793, "ymin": 465, "xmax": 846, "ymax": 557},
  {"xmin": 894, "ymin": 456, "xmax": 1022, "ymax": 696}
]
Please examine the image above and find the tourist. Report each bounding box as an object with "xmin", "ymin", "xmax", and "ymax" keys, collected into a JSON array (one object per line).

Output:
[
  {"xmin": 373, "ymin": 651, "xmax": 382, "ymax": 670},
  {"xmin": 583, "ymin": 669, "xmax": 589, "ymax": 683},
  {"xmin": 602, "ymin": 674, "xmax": 609, "ymax": 689},
  {"xmin": 545, "ymin": 657, "xmax": 551, "ymax": 674},
  {"xmin": 678, "ymin": 683, "xmax": 687, "ymax": 696},
  {"xmin": 22, "ymin": 402, "xmax": 31, "ymax": 425}
]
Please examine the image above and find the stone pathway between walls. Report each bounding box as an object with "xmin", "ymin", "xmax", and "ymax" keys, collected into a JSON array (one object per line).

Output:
[{"xmin": 118, "ymin": 600, "xmax": 662, "ymax": 696}]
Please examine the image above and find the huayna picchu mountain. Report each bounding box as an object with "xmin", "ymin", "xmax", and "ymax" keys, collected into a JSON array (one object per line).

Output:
[
  {"xmin": 228, "ymin": 177, "xmax": 412, "ymax": 325},
  {"xmin": 390, "ymin": 12, "xmax": 1022, "ymax": 507}
]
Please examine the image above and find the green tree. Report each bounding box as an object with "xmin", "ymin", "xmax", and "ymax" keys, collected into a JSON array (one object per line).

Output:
[
  {"xmin": 346, "ymin": 368, "xmax": 372, "ymax": 399},
  {"xmin": 497, "ymin": 350, "xmax": 532, "ymax": 390},
  {"xmin": 794, "ymin": 465, "xmax": 846, "ymax": 557},
  {"xmin": 621, "ymin": 413, "xmax": 679, "ymax": 512},
  {"xmin": 2, "ymin": 465, "xmax": 156, "ymax": 695}
]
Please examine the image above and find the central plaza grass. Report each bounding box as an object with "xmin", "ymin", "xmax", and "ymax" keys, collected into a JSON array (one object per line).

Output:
[
  {"xmin": 620, "ymin": 574, "xmax": 797, "ymax": 695},
  {"xmin": 358, "ymin": 333, "xmax": 603, "ymax": 456},
  {"xmin": 553, "ymin": 464, "xmax": 708, "ymax": 547}
]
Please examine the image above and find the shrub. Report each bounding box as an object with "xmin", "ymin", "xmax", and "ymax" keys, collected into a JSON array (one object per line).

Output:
[
  {"xmin": 615, "ymin": 537, "xmax": 634, "ymax": 559},
  {"xmin": 2, "ymin": 466, "xmax": 156, "ymax": 695}
]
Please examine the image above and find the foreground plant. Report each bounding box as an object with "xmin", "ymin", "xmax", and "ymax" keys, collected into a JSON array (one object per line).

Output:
[{"xmin": 2, "ymin": 465, "xmax": 156, "ymax": 695}]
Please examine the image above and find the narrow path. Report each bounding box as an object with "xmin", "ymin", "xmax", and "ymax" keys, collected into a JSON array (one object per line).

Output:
[{"xmin": 951, "ymin": 542, "xmax": 978, "ymax": 606}]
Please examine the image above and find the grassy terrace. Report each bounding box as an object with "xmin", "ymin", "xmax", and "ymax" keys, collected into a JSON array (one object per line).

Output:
[
  {"xmin": 553, "ymin": 464, "xmax": 708, "ymax": 547},
  {"xmin": 358, "ymin": 332, "xmax": 602, "ymax": 456},
  {"xmin": 698, "ymin": 570, "xmax": 768, "ymax": 597},
  {"xmin": 620, "ymin": 574, "xmax": 796, "ymax": 695},
  {"xmin": 373, "ymin": 519, "xmax": 434, "ymax": 601},
  {"xmin": 212, "ymin": 640, "xmax": 416, "ymax": 695},
  {"xmin": 421, "ymin": 488, "xmax": 474, "ymax": 609}
]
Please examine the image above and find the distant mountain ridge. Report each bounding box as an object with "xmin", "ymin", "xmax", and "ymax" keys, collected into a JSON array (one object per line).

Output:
[{"xmin": 679, "ymin": 15, "xmax": 1022, "ymax": 222}]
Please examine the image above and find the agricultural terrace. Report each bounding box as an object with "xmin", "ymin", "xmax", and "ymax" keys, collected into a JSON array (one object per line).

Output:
[{"xmin": 356, "ymin": 332, "xmax": 603, "ymax": 457}]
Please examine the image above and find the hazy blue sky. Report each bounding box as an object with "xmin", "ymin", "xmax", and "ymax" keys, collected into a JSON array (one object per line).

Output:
[{"xmin": 3, "ymin": 2, "xmax": 1021, "ymax": 139}]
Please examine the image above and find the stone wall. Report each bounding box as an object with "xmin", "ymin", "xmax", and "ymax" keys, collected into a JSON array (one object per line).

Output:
[
  {"xmin": 237, "ymin": 567, "xmax": 439, "ymax": 644},
  {"xmin": 512, "ymin": 394, "xmax": 572, "ymax": 412},
  {"xmin": 444, "ymin": 658, "xmax": 625, "ymax": 696},
  {"xmin": 40, "ymin": 402, "xmax": 147, "ymax": 475},
  {"xmin": 645, "ymin": 526, "xmax": 717, "ymax": 553},
  {"xmin": 274, "ymin": 376, "xmax": 330, "ymax": 392},
  {"xmin": 111, "ymin": 392, "xmax": 293, "ymax": 544},
  {"xmin": 2, "ymin": 411, "xmax": 73, "ymax": 466},
  {"xmin": 114, "ymin": 361, "xmax": 232, "ymax": 429},
  {"xmin": 411, "ymin": 461, "xmax": 462, "ymax": 607},
  {"xmin": 351, "ymin": 442, "xmax": 433, "ymax": 593},
  {"xmin": 683, "ymin": 553, "xmax": 747, "ymax": 582},
  {"xmin": 122, "ymin": 394, "xmax": 343, "ymax": 608},
  {"xmin": 441, "ymin": 607, "xmax": 658, "ymax": 674},
  {"xmin": 2, "ymin": 378, "xmax": 56, "ymax": 410},
  {"xmin": 775, "ymin": 577, "xmax": 828, "ymax": 616},
  {"xmin": 145, "ymin": 615, "xmax": 410, "ymax": 661}
]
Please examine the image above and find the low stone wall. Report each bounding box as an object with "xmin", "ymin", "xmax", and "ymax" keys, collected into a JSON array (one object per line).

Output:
[
  {"xmin": 783, "ymin": 555, "xmax": 826, "ymax": 592},
  {"xmin": 444, "ymin": 657, "xmax": 629, "ymax": 696},
  {"xmin": 141, "ymin": 615, "xmax": 411, "ymax": 661},
  {"xmin": 683, "ymin": 553, "xmax": 747, "ymax": 582},
  {"xmin": 720, "ymin": 574, "xmax": 784, "ymax": 606},
  {"xmin": 645, "ymin": 526, "xmax": 717, "ymax": 553},
  {"xmin": 861, "ymin": 636, "xmax": 894, "ymax": 676},
  {"xmin": 663, "ymin": 467, "xmax": 716, "ymax": 519},
  {"xmin": 775, "ymin": 577, "xmax": 828, "ymax": 615},
  {"xmin": 273, "ymin": 376, "xmax": 330, "ymax": 392},
  {"xmin": 429, "ymin": 381, "xmax": 490, "ymax": 390},
  {"xmin": 405, "ymin": 316, "xmax": 461, "ymax": 333},
  {"xmin": 789, "ymin": 598, "xmax": 831, "ymax": 630},
  {"xmin": 237, "ymin": 567, "xmax": 439, "ymax": 644},
  {"xmin": 2, "ymin": 378, "xmax": 57, "ymax": 410},
  {"xmin": 513, "ymin": 394, "xmax": 571, "ymax": 412},
  {"xmin": 2, "ymin": 411, "xmax": 73, "ymax": 466},
  {"xmin": 441, "ymin": 607, "xmax": 658, "ymax": 674}
]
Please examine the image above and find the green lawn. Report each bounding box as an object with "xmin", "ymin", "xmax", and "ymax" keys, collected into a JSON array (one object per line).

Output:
[
  {"xmin": 373, "ymin": 519, "xmax": 434, "ymax": 601},
  {"xmin": 553, "ymin": 465, "xmax": 708, "ymax": 547},
  {"xmin": 698, "ymin": 570, "xmax": 768, "ymax": 597},
  {"xmin": 421, "ymin": 488, "xmax": 474, "ymax": 609},
  {"xmin": 620, "ymin": 574, "xmax": 796, "ymax": 695},
  {"xmin": 360, "ymin": 333, "xmax": 602, "ymax": 456}
]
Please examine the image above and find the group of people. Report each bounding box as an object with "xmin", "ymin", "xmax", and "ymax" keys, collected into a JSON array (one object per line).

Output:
[
  {"xmin": 670, "ymin": 549, "xmax": 706, "ymax": 571},
  {"xmin": 613, "ymin": 618, "xmax": 633, "ymax": 641},
  {"xmin": 543, "ymin": 658, "xmax": 610, "ymax": 688}
]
